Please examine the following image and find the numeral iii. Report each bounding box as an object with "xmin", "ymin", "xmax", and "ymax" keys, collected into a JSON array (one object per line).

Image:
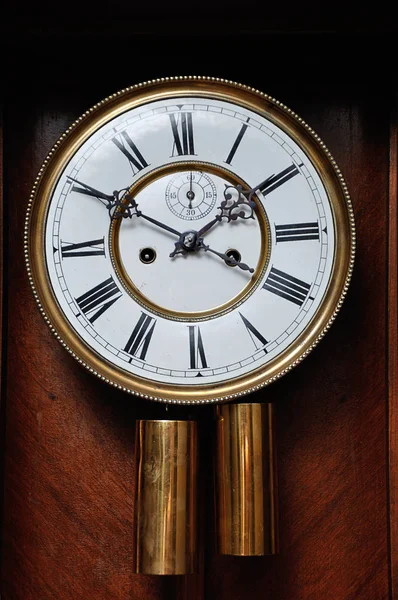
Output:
[{"xmin": 275, "ymin": 222, "xmax": 319, "ymax": 243}]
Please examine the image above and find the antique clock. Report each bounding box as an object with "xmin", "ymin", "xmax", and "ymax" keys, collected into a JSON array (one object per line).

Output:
[{"xmin": 25, "ymin": 77, "xmax": 355, "ymax": 572}]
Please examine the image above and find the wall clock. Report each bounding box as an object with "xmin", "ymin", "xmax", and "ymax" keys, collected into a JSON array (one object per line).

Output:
[
  {"xmin": 23, "ymin": 76, "xmax": 356, "ymax": 575},
  {"xmin": 25, "ymin": 77, "xmax": 355, "ymax": 406}
]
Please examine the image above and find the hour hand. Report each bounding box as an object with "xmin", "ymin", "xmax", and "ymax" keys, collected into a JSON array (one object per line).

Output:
[
  {"xmin": 198, "ymin": 241, "xmax": 254, "ymax": 273},
  {"xmin": 217, "ymin": 174, "xmax": 278, "ymax": 221},
  {"xmin": 195, "ymin": 185, "xmax": 254, "ymax": 238}
]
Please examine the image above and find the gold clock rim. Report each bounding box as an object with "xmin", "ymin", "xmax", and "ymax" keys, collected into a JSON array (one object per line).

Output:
[
  {"xmin": 110, "ymin": 160, "xmax": 270, "ymax": 322},
  {"xmin": 25, "ymin": 76, "xmax": 356, "ymax": 405}
]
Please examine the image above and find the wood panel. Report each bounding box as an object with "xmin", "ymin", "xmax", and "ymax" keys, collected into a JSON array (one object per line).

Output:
[
  {"xmin": 389, "ymin": 104, "xmax": 398, "ymax": 598},
  {"xmin": 1, "ymin": 30, "xmax": 396, "ymax": 600}
]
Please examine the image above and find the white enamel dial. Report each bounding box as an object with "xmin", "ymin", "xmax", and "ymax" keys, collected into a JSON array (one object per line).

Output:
[{"xmin": 27, "ymin": 79, "xmax": 354, "ymax": 403}]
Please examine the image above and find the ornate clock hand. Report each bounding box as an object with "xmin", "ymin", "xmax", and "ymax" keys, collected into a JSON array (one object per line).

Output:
[
  {"xmin": 67, "ymin": 176, "xmax": 129, "ymax": 218},
  {"xmin": 201, "ymin": 243, "xmax": 254, "ymax": 273},
  {"xmin": 169, "ymin": 231, "xmax": 254, "ymax": 272},
  {"xmin": 196, "ymin": 178, "xmax": 267, "ymax": 238},
  {"xmin": 67, "ymin": 176, "xmax": 116, "ymax": 204},
  {"xmin": 136, "ymin": 212, "xmax": 182, "ymax": 237},
  {"xmin": 196, "ymin": 214, "xmax": 222, "ymax": 237},
  {"xmin": 245, "ymin": 173, "xmax": 276, "ymax": 201},
  {"xmin": 115, "ymin": 193, "xmax": 182, "ymax": 237}
]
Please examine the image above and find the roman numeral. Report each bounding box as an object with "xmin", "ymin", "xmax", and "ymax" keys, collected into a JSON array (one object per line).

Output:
[
  {"xmin": 124, "ymin": 312, "xmax": 156, "ymax": 361},
  {"xmin": 275, "ymin": 222, "xmax": 320, "ymax": 243},
  {"xmin": 188, "ymin": 326, "xmax": 207, "ymax": 369},
  {"xmin": 225, "ymin": 123, "xmax": 248, "ymax": 164},
  {"xmin": 263, "ymin": 267, "xmax": 311, "ymax": 306},
  {"xmin": 169, "ymin": 112, "xmax": 195, "ymax": 156},
  {"xmin": 75, "ymin": 276, "xmax": 121, "ymax": 323},
  {"xmin": 260, "ymin": 164, "xmax": 299, "ymax": 195},
  {"xmin": 239, "ymin": 313, "xmax": 268, "ymax": 352},
  {"xmin": 112, "ymin": 131, "xmax": 149, "ymax": 174},
  {"xmin": 61, "ymin": 238, "xmax": 105, "ymax": 258}
]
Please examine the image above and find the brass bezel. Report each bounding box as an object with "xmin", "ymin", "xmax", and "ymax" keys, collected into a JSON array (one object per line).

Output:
[
  {"xmin": 110, "ymin": 160, "xmax": 270, "ymax": 321},
  {"xmin": 25, "ymin": 76, "xmax": 356, "ymax": 405}
]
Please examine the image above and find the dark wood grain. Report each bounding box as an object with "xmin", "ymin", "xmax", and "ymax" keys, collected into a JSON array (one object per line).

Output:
[
  {"xmin": 0, "ymin": 105, "xmax": 5, "ymax": 579},
  {"xmin": 1, "ymin": 30, "xmax": 396, "ymax": 600},
  {"xmin": 389, "ymin": 107, "xmax": 398, "ymax": 598}
]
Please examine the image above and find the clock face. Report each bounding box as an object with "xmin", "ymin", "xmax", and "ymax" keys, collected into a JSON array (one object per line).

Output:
[{"xmin": 26, "ymin": 78, "xmax": 355, "ymax": 403}]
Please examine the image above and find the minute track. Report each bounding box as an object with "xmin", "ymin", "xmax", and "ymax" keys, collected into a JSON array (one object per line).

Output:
[{"xmin": 38, "ymin": 86, "xmax": 343, "ymax": 400}]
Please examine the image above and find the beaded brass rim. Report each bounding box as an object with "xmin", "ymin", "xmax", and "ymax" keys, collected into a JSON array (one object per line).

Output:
[{"xmin": 25, "ymin": 76, "xmax": 356, "ymax": 405}]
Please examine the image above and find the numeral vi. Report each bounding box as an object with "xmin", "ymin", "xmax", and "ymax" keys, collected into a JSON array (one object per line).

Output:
[{"xmin": 188, "ymin": 325, "xmax": 207, "ymax": 369}]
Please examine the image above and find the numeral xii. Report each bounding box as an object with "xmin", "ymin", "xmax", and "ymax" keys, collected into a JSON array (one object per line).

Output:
[{"xmin": 169, "ymin": 112, "xmax": 195, "ymax": 156}]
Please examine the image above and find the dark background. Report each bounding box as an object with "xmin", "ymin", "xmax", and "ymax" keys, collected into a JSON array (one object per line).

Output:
[{"xmin": 1, "ymin": 6, "xmax": 397, "ymax": 599}]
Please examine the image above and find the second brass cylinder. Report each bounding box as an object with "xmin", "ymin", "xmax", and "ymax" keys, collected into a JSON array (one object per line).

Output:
[
  {"xmin": 133, "ymin": 419, "xmax": 197, "ymax": 575},
  {"xmin": 215, "ymin": 402, "xmax": 278, "ymax": 556}
]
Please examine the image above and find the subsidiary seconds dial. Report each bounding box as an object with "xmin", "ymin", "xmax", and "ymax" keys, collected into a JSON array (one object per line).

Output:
[
  {"xmin": 26, "ymin": 78, "xmax": 355, "ymax": 404},
  {"xmin": 165, "ymin": 170, "xmax": 217, "ymax": 220}
]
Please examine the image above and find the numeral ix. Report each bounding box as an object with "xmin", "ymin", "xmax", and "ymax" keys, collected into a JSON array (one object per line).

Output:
[{"xmin": 61, "ymin": 238, "xmax": 105, "ymax": 258}]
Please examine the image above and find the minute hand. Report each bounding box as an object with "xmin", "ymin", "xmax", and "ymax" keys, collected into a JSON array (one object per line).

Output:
[
  {"xmin": 67, "ymin": 176, "xmax": 115, "ymax": 203},
  {"xmin": 136, "ymin": 211, "xmax": 182, "ymax": 237}
]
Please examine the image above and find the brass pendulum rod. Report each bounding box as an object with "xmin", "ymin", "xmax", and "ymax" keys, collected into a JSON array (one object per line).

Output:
[
  {"xmin": 133, "ymin": 419, "xmax": 198, "ymax": 575},
  {"xmin": 215, "ymin": 402, "xmax": 278, "ymax": 556}
]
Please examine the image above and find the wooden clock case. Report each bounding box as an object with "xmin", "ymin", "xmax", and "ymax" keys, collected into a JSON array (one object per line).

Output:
[{"xmin": 1, "ymin": 8, "xmax": 397, "ymax": 600}]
